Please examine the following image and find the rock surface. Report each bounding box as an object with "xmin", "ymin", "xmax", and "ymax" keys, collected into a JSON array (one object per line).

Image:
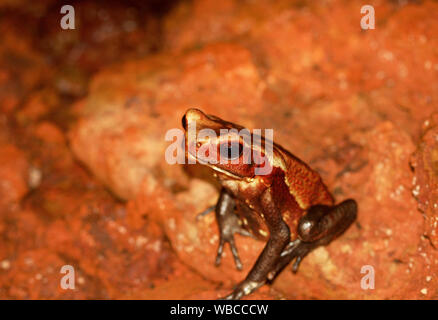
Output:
[
  {"xmin": 411, "ymin": 114, "xmax": 438, "ymax": 249},
  {"xmin": 69, "ymin": 0, "xmax": 438, "ymax": 299},
  {"xmin": 1, "ymin": 0, "xmax": 438, "ymax": 299},
  {"xmin": 0, "ymin": 144, "xmax": 29, "ymax": 207}
]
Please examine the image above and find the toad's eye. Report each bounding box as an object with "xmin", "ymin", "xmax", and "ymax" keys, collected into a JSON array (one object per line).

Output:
[{"xmin": 219, "ymin": 142, "xmax": 244, "ymax": 161}]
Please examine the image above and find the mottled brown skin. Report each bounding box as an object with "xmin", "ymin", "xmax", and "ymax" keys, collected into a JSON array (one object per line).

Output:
[{"xmin": 182, "ymin": 108, "xmax": 357, "ymax": 299}]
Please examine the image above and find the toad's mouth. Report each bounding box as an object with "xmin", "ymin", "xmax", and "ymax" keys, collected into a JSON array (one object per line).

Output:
[{"xmin": 186, "ymin": 148, "xmax": 243, "ymax": 180}]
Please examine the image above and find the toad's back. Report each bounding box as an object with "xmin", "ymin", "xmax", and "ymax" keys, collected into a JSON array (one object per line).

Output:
[{"xmin": 235, "ymin": 145, "xmax": 334, "ymax": 241}]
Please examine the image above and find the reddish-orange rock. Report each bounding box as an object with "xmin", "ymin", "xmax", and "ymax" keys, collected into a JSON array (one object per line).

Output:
[
  {"xmin": 0, "ymin": 13, "xmax": 51, "ymax": 114},
  {"xmin": 2, "ymin": 0, "xmax": 438, "ymax": 300},
  {"xmin": 0, "ymin": 144, "xmax": 29, "ymax": 207},
  {"xmin": 67, "ymin": 0, "xmax": 438, "ymax": 299},
  {"xmin": 34, "ymin": 122, "xmax": 65, "ymax": 145},
  {"xmin": 165, "ymin": 0, "xmax": 438, "ymax": 140},
  {"xmin": 411, "ymin": 114, "xmax": 438, "ymax": 249},
  {"xmin": 16, "ymin": 90, "xmax": 60, "ymax": 125}
]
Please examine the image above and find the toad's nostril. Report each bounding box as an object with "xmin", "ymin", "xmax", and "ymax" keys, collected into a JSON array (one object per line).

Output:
[{"xmin": 182, "ymin": 114, "xmax": 187, "ymax": 130}]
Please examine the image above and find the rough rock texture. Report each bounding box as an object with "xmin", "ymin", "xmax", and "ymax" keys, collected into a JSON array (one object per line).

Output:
[
  {"xmin": 0, "ymin": 0, "xmax": 206, "ymax": 299},
  {"xmin": 0, "ymin": 144, "xmax": 28, "ymax": 207},
  {"xmin": 68, "ymin": 0, "xmax": 438, "ymax": 299},
  {"xmin": 411, "ymin": 114, "xmax": 438, "ymax": 249},
  {"xmin": 1, "ymin": 0, "xmax": 438, "ymax": 299}
]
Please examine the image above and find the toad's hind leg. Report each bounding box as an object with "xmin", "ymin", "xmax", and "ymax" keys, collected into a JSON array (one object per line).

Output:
[{"xmin": 268, "ymin": 199, "xmax": 357, "ymax": 280}]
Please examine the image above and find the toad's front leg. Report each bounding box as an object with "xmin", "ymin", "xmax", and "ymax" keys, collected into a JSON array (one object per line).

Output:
[
  {"xmin": 214, "ymin": 188, "xmax": 253, "ymax": 270},
  {"xmin": 223, "ymin": 188, "xmax": 290, "ymax": 300}
]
